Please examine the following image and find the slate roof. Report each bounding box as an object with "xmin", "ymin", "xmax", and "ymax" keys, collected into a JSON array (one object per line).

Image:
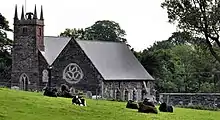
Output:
[
  {"xmin": 40, "ymin": 36, "xmax": 71, "ymax": 65},
  {"xmin": 40, "ymin": 36, "xmax": 154, "ymax": 81}
]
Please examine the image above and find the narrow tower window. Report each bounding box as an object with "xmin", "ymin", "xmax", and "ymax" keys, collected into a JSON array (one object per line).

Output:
[
  {"xmin": 39, "ymin": 28, "xmax": 42, "ymax": 36},
  {"xmin": 22, "ymin": 27, "xmax": 27, "ymax": 34}
]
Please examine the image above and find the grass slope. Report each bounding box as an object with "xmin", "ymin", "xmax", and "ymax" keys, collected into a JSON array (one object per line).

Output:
[{"xmin": 0, "ymin": 88, "xmax": 220, "ymax": 120}]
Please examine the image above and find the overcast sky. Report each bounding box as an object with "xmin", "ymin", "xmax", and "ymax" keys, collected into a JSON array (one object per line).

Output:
[{"xmin": 0, "ymin": 0, "xmax": 176, "ymax": 51}]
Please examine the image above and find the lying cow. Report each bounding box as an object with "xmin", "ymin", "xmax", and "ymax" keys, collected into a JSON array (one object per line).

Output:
[
  {"xmin": 43, "ymin": 87, "xmax": 57, "ymax": 97},
  {"xmin": 72, "ymin": 96, "xmax": 86, "ymax": 106},
  {"xmin": 159, "ymin": 102, "xmax": 173, "ymax": 113},
  {"xmin": 126, "ymin": 100, "xmax": 139, "ymax": 109},
  {"xmin": 138, "ymin": 102, "xmax": 158, "ymax": 114},
  {"xmin": 143, "ymin": 98, "xmax": 155, "ymax": 107}
]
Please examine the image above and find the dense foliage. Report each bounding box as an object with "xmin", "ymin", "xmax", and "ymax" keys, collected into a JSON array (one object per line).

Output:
[
  {"xmin": 0, "ymin": 13, "xmax": 12, "ymax": 79},
  {"xmin": 161, "ymin": 0, "xmax": 220, "ymax": 64},
  {"xmin": 136, "ymin": 31, "xmax": 220, "ymax": 93},
  {"xmin": 60, "ymin": 20, "xmax": 126, "ymax": 42}
]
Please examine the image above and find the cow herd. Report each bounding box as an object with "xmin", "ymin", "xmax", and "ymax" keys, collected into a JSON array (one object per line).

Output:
[
  {"xmin": 42, "ymin": 86, "xmax": 173, "ymax": 113},
  {"xmin": 43, "ymin": 85, "xmax": 87, "ymax": 106},
  {"xmin": 126, "ymin": 98, "xmax": 173, "ymax": 114}
]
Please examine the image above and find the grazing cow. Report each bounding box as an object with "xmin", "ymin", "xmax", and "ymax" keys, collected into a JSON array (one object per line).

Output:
[
  {"xmin": 138, "ymin": 102, "xmax": 158, "ymax": 114},
  {"xmin": 159, "ymin": 102, "xmax": 173, "ymax": 113},
  {"xmin": 72, "ymin": 96, "xmax": 86, "ymax": 106},
  {"xmin": 126, "ymin": 100, "xmax": 139, "ymax": 109}
]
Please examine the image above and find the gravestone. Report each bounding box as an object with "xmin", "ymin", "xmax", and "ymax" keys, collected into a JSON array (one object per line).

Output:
[
  {"xmin": 70, "ymin": 87, "xmax": 76, "ymax": 95},
  {"xmin": 86, "ymin": 91, "xmax": 92, "ymax": 98},
  {"xmin": 11, "ymin": 86, "xmax": 19, "ymax": 90}
]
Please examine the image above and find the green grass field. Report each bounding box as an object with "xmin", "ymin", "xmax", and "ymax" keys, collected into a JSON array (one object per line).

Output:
[{"xmin": 0, "ymin": 88, "xmax": 220, "ymax": 120}]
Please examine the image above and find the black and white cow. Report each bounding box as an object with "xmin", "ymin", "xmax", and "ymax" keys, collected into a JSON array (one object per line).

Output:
[{"xmin": 72, "ymin": 96, "xmax": 86, "ymax": 106}]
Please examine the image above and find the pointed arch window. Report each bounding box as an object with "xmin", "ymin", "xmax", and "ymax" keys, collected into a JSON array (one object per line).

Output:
[
  {"xmin": 124, "ymin": 89, "xmax": 129, "ymax": 101},
  {"xmin": 116, "ymin": 88, "xmax": 121, "ymax": 100},
  {"xmin": 19, "ymin": 73, "xmax": 29, "ymax": 91},
  {"xmin": 141, "ymin": 90, "xmax": 146, "ymax": 100},
  {"xmin": 133, "ymin": 88, "xmax": 137, "ymax": 101}
]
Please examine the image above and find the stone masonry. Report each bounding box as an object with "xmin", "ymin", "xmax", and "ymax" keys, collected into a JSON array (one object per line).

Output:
[
  {"xmin": 103, "ymin": 81, "xmax": 155, "ymax": 101},
  {"xmin": 11, "ymin": 6, "xmax": 44, "ymax": 91},
  {"xmin": 159, "ymin": 93, "xmax": 220, "ymax": 107},
  {"xmin": 48, "ymin": 39, "xmax": 103, "ymax": 95}
]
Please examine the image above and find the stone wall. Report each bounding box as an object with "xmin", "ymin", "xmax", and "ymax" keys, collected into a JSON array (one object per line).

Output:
[
  {"xmin": 50, "ymin": 39, "xmax": 103, "ymax": 95},
  {"xmin": 103, "ymin": 80, "xmax": 155, "ymax": 101},
  {"xmin": 159, "ymin": 93, "xmax": 220, "ymax": 107},
  {"xmin": 38, "ymin": 51, "xmax": 49, "ymax": 90}
]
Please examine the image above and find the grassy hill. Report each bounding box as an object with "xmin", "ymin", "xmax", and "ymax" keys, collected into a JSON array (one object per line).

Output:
[{"xmin": 0, "ymin": 88, "xmax": 220, "ymax": 120}]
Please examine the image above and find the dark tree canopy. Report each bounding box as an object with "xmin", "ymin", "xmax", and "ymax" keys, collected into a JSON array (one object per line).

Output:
[
  {"xmin": 60, "ymin": 20, "xmax": 126, "ymax": 42},
  {"xmin": 85, "ymin": 20, "xmax": 126, "ymax": 42},
  {"xmin": 0, "ymin": 13, "xmax": 12, "ymax": 52},
  {"xmin": 161, "ymin": 0, "xmax": 220, "ymax": 63},
  {"xmin": 0, "ymin": 13, "xmax": 12, "ymax": 74},
  {"xmin": 60, "ymin": 28, "xmax": 86, "ymax": 40}
]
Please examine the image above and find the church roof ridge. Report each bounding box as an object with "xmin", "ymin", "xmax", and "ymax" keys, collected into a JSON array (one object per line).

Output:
[
  {"xmin": 44, "ymin": 36, "xmax": 126, "ymax": 44},
  {"xmin": 44, "ymin": 36, "xmax": 71, "ymax": 38},
  {"xmin": 76, "ymin": 39, "xmax": 126, "ymax": 44}
]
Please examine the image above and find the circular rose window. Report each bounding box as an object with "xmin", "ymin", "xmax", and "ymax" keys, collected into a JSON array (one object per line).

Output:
[{"xmin": 63, "ymin": 63, "xmax": 84, "ymax": 84}]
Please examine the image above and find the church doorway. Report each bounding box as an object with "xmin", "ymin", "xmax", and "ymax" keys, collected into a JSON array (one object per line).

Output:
[{"xmin": 19, "ymin": 73, "xmax": 29, "ymax": 91}]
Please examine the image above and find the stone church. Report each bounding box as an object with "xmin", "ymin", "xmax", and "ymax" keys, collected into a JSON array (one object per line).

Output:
[{"xmin": 11, "ymin": 5, "xmax": 155, "ymax": 101}]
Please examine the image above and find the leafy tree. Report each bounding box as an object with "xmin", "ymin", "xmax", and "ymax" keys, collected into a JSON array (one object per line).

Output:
[
  {"xmin": 85, "ymin": 20, "xmax": 126, "ymax": 42},
  {"xmin": 0, "ymin": 13, "xmax": 12, "ymax": 52},
  {"xmin": 0, "ymin": 13, "xmax": 12, "ymax": 73},
  {"xmin": 60, "ymin": 28, "xmax": 86, "ymax": 40},
  {"xmin": 60, "ymin": 20, "xmax": 127, "ymax": 42},
  {"xmin": 139, "ymin": 50, "xmax": 160, "ymax": 76},
  {"xmin": 161, "ymin": 0, "xmax": 220, "ymax": 63},
  {"xmin": 138, "ymin": 30, "xmax": 220, "ymax": 93}
]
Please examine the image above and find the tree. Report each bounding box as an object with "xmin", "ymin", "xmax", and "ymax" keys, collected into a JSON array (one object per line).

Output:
[
  {"xmin": 0, "ymin": 13, "xmax": 12, "ymax": 52},
  {"xmin": 0, "ymin": 13, "xmax": 12, "ymax": 73},
  {"xmin": 60, "ymin": 20, "xmax": 127, "ymax": 42},
  {"xmin": 60, "ymin": 28, "xmax": 86, "ymax": 40},
  {"xmin": 85, "ymin": 20, "xmax": 126, "ymax": 42},
  {"xmin": 138, "ymin": 30, "xmax": 220, "ymax": 93},
  {"xmin": 161, "ymin": 0, "xmax": 220, "ymax": 63}
]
